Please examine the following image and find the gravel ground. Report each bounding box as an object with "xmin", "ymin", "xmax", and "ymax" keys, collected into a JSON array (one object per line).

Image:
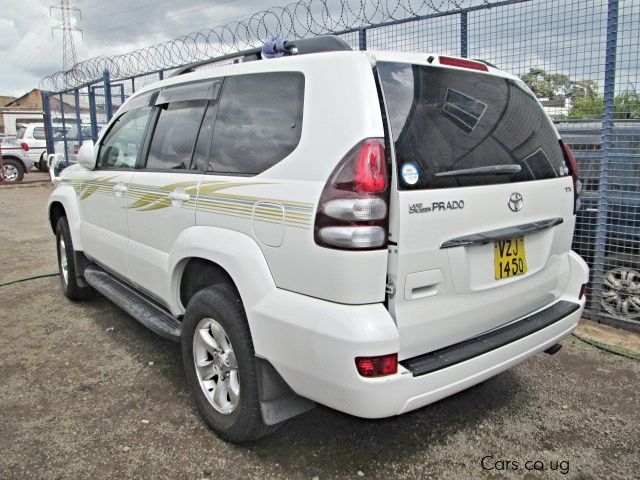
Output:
[{"xmin": 1, "ymin": 185, "xmax": 639, "ymax": 480}]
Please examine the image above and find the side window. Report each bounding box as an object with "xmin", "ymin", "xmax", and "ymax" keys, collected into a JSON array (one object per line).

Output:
[
  {"xmin": 145, "ymin": 100, "xmax": 207, "ymax": 171},
  {"xmin": 97, "ymin": 107, "xmax": 152, "ymax": 169},
  {"xmin": 32, "ymin": 127, "xmax": 46, "ymax": 140},
  {"xmin": 209, "ymin": 72, "xmax": 304, "ymax": 175}
]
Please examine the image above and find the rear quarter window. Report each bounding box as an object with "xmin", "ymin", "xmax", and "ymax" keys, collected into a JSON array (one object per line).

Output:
[
  {"xmin": 208, "ymin": 71, "xmax": 304, "ymax": 176},
  {"xmin": 378, "ymin": 62, "xmax": 567, "ymax": 189},
  {"xmin": 32, "ymin": 127, "xmax": 46, "ymax": 140}
]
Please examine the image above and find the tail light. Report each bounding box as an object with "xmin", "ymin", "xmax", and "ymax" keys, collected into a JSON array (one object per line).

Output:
[
  {"xmin": 439, "ymin": 56, "xmax": 489, "ymax": 72},
  {"xmin": 20, "ymin": 142, "xmax": 29, "ymax": 151},
  {"xmin": 560, "ymin": 140, "xmax": 581, "ymax": 214},
  {"xmin": 355, "ymin": 353, "xmax": 398, "ymax": 377},
  {"xmin": 314, "ymin": 139, "xmax": 389, "ymax": 250}
]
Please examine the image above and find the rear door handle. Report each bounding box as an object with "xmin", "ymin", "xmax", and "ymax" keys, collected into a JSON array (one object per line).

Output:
[
  {"xmin": 113, "ymin": 183, "xmax": 128, "ymax": 196},
  {"xmin": 168, "ymin": 190, "xmax": 191, "ymax": 204}
]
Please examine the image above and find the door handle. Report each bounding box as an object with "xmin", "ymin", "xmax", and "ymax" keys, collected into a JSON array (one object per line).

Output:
[
  {"xmin": 113, "ymin": 183, "xmax": 128, "ymax": 196},
  {"xmin": 168, "ymin": 190, "xmax": 191, "ymax": 204}
]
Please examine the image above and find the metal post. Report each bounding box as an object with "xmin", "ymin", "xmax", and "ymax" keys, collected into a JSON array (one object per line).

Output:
[
  {"xmin": 460, "ymin": 11, "xmax": 468, "ymax": 58},
  {"xmin": 74, "ymin": 89, "xmax": 82, "ymax": 144},
  {"xmin": 103, "ymin": 69, "xmax": 113, "ymax": 122},
  {"xmin": 592, "ymin": 0, "xmax": 619, "ymax": 322},
  {"xmin": 132, "ymin": 77, "xmax": 136, "ymax": 94},
  {"xmin": 59, "ymin": 93, "xmax": 69, "ymax": 162},
  {"xmin": 159, "ymin": 70, "xmax": 164, "ymax": 81},
  {"xmin": 0, "ymin": 140, "xmax": 4, "ymax": 184},
  {"xmin": 42, "ymin": 92, "xmax": 55, "ymax": 156},
  {"xmin": 88, "ymin": 86, "xmax": 98, "ymax": 142},
  {"xmin": 358, "ymin": 28, "xmax": 367, "ymax": 51}
]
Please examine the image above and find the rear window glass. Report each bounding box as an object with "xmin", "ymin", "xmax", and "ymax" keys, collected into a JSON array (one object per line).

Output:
[
  {"xmin": 378, "ymin": 62, "xmax": 567, "ymax": 189},
  {"xmin": 146, "ymin": 100, "xmax": 207, "ymax": 170}
]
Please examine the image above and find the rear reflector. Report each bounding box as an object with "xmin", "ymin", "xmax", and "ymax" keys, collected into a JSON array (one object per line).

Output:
[
  {"xmin": 439, "ymin": 56, "xmax": 489, "ymax": 72},
  {"xmin": 355, "ymin": 353, "xmax": 398, "ymax": 377},
  {"xmin": 20, "ymin": 142, "xmax": 29, "ymax": 151}
]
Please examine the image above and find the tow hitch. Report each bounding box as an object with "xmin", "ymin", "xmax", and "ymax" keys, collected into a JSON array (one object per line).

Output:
[{"xmin": 544, "ymin": 343, "xmax": 563, "ymax": 355}]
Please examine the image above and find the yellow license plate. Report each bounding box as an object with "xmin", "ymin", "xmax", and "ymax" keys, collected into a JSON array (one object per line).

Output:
[{"xmin": 494, "ymin": 236, "xmax": 528, "ymax": 280}]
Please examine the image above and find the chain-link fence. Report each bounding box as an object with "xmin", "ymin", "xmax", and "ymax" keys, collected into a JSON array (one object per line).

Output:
[{"xmin": 40, "ymin": 0, "xmax": 639, "ymax": 330}]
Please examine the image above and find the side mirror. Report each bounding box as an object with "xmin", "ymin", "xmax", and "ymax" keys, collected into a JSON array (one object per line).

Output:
[{"xmin": 77, "ymin": 141, "xmax": 96, "ymax": 170}]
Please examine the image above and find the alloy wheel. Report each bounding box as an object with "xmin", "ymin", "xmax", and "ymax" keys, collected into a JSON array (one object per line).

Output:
[
  {"xmin": 192, "ymin": 318, "xmax": 240, "ymax": 414},
  {"xmin": 601, "ymin": 267, "xmax": 640, "ymax": 320}
]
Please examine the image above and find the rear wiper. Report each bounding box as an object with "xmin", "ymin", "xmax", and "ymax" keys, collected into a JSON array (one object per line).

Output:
[{"xmin": 434, "ymin": 164, "xmax": 521, "ymax": 177}]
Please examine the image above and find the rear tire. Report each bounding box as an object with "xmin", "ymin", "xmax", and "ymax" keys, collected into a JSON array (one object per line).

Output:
[
  {"xmin": 56, "ymin": 216, "xmax": 92, "ymax": 300},
  {"xmin": 38, "ymin": 153, "xmax": 49, "ymax": 172},
  {"xmin": 2, "ymin": 158, "xmax": 25, "ymax": 182},
  {"xmin": 181, "ymin": 285, "xmax": 271, "ymax": 442}
]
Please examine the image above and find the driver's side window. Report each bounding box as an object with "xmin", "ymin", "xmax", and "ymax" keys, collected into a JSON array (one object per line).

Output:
[{"xmin": 97, "ymin": 106, "xmax": 152, "ymax": 170}]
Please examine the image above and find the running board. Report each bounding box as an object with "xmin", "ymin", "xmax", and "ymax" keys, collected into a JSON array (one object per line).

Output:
[{"xmin": 84, "ymin": 265, "xmax": 182, "ymax": 342}]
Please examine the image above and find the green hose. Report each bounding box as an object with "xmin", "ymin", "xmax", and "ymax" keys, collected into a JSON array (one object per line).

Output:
[
  {"xmin": 571, "ymin": 332, "xmax": 640, "ymax": 361},
  {"xmin": 0, "ymin": 272, "xmax": 59, "ymax": 288}
]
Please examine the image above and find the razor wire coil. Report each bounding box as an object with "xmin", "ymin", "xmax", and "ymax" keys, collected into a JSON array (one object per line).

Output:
[{"xmin": 41, "ymin": 0, "xmax": 496, "ymax": 92}]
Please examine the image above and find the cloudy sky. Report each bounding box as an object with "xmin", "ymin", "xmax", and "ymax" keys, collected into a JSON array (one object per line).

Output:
[
  {"xmin": 0, "ymin": 0, "xmax": 279, "ymax": 96},
  {"xmin": 1, "ymin": 0, "xmax": 637, "ymax": 97}
]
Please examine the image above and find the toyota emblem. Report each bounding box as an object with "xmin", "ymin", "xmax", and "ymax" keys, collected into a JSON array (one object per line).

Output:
[{"xmin": 508, "ymin": 192, "xmax": 523, "ymax": 212}]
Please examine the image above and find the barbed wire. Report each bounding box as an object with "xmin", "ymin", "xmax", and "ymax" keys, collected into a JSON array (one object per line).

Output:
[{"xmin": 41, "ymin": 0, "xmax": 496, "ymax": 92}]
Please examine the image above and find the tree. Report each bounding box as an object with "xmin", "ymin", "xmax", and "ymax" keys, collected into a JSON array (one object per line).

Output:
[
  {"xmin": 569, "ymin": 90, "xmax": 640, "ymax": 119},
  {"xmin": 520, "ymin": 67, "xmax": 599, "ymax": 100}
]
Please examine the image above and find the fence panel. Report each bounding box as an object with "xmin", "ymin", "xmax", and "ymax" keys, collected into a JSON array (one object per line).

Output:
[{"xmin": 39, "ymin": 0, "xmax": 639, "ymax": 329}]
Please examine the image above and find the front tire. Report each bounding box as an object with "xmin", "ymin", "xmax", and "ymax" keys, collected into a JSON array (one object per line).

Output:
[
  {"xmin": 181, "ymin": 285, "xmax": 270, "ymax": 442},
  {"xmin": 56, "ymin": 217, "xmax": 92, "ymax": 300}
]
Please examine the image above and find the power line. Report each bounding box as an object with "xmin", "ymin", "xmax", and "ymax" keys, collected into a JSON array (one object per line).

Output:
[
  {"xmin": 84, "ymin": 0, "xmax": 237, "ymax": 37},
  {"xmin": 51, "ymin": 0, "xmax": 83, "ymax": 75}
]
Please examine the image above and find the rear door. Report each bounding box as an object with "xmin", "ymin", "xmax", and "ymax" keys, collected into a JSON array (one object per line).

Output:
[
  {"xmin": 378, "ymin": 60, "xmax": 576, "ymax": 360},
  {"xmin": 126, "ymin": 80, "xmax": 220, "ymax": 301}
]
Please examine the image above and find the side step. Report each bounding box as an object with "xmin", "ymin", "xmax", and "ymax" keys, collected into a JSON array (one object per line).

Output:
[{"xmin": 84, "ymin": 265, "xmax": 182, "ymax": 342}]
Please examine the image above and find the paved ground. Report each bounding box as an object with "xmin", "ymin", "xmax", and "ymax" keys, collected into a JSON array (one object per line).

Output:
[{"xmin": 1, "ymin": 184, "xmax": 639, "ymax": 480}]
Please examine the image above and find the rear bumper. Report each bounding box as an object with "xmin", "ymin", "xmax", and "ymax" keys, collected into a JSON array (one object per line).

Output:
[{"xmin": 251, "ymin": 251, "xmax": 588, "ymax": 419}]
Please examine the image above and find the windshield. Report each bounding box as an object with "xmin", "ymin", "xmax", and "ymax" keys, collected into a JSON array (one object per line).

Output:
[{"xmin": 378, "ymin": 62, "xmax": 567, "ymax": 190}]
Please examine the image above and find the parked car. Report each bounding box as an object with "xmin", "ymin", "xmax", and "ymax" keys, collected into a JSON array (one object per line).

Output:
[
  {"xmin": 48, "ymin": 37, "xmax": 588, "ymax": 442},
  {"xmin": 1, "ymin": 137, "xmax": 31, "ymax": 182},
  {"xmin": 556, "ymin": 121, "xmax": 640, "ymax": 320},
  {"xmin": 53, "ymin": 124, "xmax": 99, "ymax": 165},
  {"xmin": 16, "ymin": 123, "xmax": 51, "ymax": 171}
]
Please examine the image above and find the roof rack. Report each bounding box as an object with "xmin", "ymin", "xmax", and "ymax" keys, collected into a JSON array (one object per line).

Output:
[{"xmin": 171, "ymin": 35, "xmax": 352, "ymax": 77}]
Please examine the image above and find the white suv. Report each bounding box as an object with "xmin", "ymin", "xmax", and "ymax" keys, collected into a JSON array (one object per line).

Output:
[
  {"xmin": 48, "ymin": 37, "xmax": 589, "ymax": 442},
  {"xmin": 16, "ymin": 123, "xmax": 50, "ymax": 171}
]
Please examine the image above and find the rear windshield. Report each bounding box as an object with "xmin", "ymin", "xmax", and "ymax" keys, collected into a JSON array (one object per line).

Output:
[{"xmin": 378, "ymin": 62, "xmax": 567, "ymax": 190}]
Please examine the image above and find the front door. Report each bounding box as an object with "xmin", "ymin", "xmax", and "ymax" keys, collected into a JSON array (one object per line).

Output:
[{"xmin": 79, "ymin": 104, "xmax": 153, "ymax": 276}]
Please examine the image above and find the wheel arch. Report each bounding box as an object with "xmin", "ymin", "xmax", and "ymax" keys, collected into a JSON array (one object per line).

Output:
[
  {"xmin": 48, "ymin": 188, "xmax": 84, "ymax": 251},
  {"xmin": 170, "ymin": 226, "xmax": 276, "ymax": 318},
  {"xmin": 2, "ymin": 155, "xmax": 27, "ymax": 171}
]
